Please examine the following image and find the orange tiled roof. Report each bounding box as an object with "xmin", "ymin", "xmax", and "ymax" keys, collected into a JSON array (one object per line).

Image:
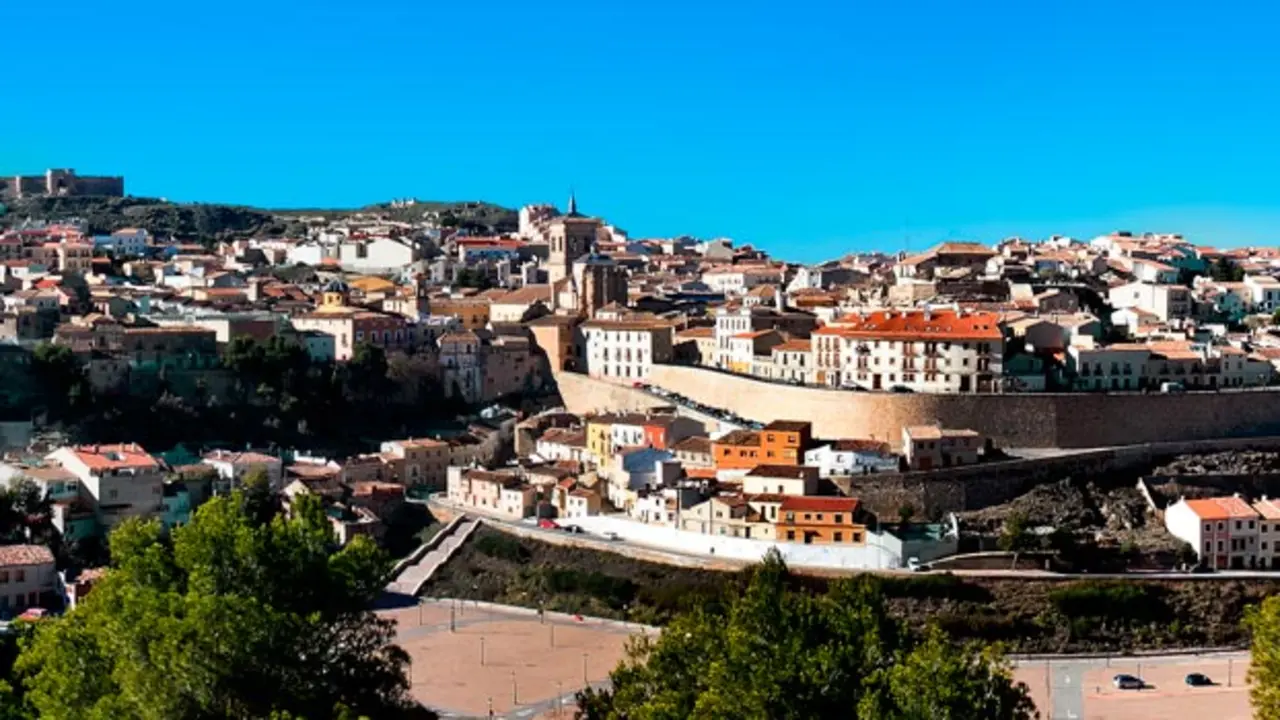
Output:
[
  {"xmin": 1184, "ymin": 496, "xmax": 1259, "ymax": 521},
  {"xmin": 815, "ymin": 309, "xmax": 1002, "ymax": 342}
]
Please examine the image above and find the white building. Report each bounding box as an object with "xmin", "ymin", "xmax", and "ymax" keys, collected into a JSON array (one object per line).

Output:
[
  {"xmin": 93, "ymin": 227, "xmax": 149, "ymax": 256},
  {"xmin": 582, "ymin": 319, "xmax": 675, "ymax": 383},
  {"xmin": 1107, "ymin": 282, "xmax": 1192, "ymax": 323},
  {"xmin": 1164, "ymin": 495, "xmax": 1261, "ymax": 570},
  {"xmin": 804, "ymin": 440, "xmax": 899, "ymax": 477},
  {"xmin": 0, "ymin": 545, "xmax": 56, "ymax": 613},
  {"xmin": 201, "ymin": 450, "xmax": 284, "ymax": 492},
  {"xmin": 812, "ymin": 309, "xmax": 1004, "ymax": 393},
  {"xmin": 741, "ymin": 465, "xmax": 818, "ymax": 496},
  {"xmin": 1245, "ymin": 275, "xmax": 1280, "ymax": 313},
  {"xmin": 46, "ymin": 444, "xmax": 164, "ymax": 533}
]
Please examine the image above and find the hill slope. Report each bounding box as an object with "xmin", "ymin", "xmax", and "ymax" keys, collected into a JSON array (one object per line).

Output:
[{"xmin": 0, "ymin": 196, "xmax": 519, "ymax": 242}]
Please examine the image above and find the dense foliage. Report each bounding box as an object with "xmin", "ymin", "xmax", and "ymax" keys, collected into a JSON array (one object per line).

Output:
[
  {"xmin": 2, "ymin": 492, "xmax": 423, "ymax": 720},
  {"xmin": 20, "ymin": 337, "xmax": 478, "ymax": 457},
  {"xmin": 1248, "ymin": 594, "xmax": 1280, "ymax": 717},
  {"xmin": 0, "ymin": 196, "xmax": 517, "ymax": 244},
  {"xmin": 576, "ymin": 552, "xmax": 1037, "ymax": 719}
]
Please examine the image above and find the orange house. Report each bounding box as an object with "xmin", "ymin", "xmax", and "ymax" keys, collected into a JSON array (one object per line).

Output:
[
  {"xmin": 776, "ymin": 496, "xmax": 867, "ymax": 545},
  {"xmin": 760, "ymin": 420, "xmax": 812, "ymax": 464},
  {"xmin": 712, "ymin": 430, "xmax": 762, "ymax": 470}
]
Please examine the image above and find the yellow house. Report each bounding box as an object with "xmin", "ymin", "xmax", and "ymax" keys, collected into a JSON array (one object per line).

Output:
[{"xmin": 585, "ymin": 415, "xmax": 615, "ymax": 464}]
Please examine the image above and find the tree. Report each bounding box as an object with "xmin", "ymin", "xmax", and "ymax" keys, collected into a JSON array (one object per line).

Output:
[
  {"xmin": 1249, "ymin": 595, "xmax": 1280, "ymax": 718},
  {"xmin": 998, "ymin": 513, "xmax": 1035, "ymax": 553},
  {"xmin": 238, "ymin": 465, "xmax": 278, "ymax": 526},
  {"xmin": 13, "ymin": 493, "xmax": 419, "ymax": 720},
  {"xmin": 1176, "ymin": 541, "xmax": 1199, "ymax": 569},
  {"xmin": 577, "ymin": 552, "xmax": 1034, "ymax": 720},
  {"xmin": 897, "ymin": 504, "xmax": 916, "ymax": 525}
]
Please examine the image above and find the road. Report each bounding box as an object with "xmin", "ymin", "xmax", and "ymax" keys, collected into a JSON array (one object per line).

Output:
[{"xmin": 429, "ymin": 498, "xmax": 1280, "ymax": 581}]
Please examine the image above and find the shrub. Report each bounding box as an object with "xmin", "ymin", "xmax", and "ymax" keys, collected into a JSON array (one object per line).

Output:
[
  {"xmin": 473, "ymin": 533, "xmax": 529, "ymax": 563},
  {"xmin": 1049, "ymin": 580, "xmax": 1166, "ymax": 623}
]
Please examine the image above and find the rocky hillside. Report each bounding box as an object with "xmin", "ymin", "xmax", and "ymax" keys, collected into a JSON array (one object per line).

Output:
[{"xmin": 0, "ymin": 196, "xmax": 518, "ymax": 242}]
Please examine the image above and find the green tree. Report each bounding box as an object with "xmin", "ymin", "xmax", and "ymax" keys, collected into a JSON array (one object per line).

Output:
[
  {"xmin": 998, "ymin": 513, "xmax": 1035, "ymax": 553},
  {"xmin": 238, "ymin": 465, "xmax": 278, "ymax": 526},
  {"xmin": 576, "ymin": 552, "xmax": 1034, "ymax": 720},
  {"xmin": 1248, "ymin": 595, "xmax": 1280, "ymax": 718},
  {"xmin": 14, "ymin": 493, "xmax": 418, "ymax": 720}
]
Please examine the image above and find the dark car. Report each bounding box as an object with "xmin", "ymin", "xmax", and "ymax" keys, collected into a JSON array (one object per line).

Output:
[
  {"xmin": 561, "ymin": 524, "xmax": 585, "ymax": 534},
  {"xmin": 889, "ymin": 385, "xmax": 914, "ymax": 393},
  {"xmin": 1113, "ymin": 674, "xmax": 1144, "ymax": 690},
  {"xmin": 1185, "ymin": 673, "xmax": 1213, "ymax": 687}
]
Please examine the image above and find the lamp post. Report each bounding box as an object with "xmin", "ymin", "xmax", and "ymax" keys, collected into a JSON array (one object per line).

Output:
[{"xmin": 583, "ymin": 652, "xmax": 589, "ymax": 684}]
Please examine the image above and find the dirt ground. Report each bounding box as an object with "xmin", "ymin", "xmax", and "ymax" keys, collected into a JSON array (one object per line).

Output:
[{"xmin": 382, "ymin": 599, "xmax": 646, "ymax": 717}]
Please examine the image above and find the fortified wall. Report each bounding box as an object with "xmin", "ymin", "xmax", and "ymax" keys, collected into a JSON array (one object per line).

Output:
[{"xmin": 637, "ymin": 366, "xmax": 1280, "ymax": 449}]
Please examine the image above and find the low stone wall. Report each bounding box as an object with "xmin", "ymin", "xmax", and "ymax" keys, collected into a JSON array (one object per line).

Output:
[{"xmin": 842, "ymin": 436, "xmax": 1280, "ymax": 516}]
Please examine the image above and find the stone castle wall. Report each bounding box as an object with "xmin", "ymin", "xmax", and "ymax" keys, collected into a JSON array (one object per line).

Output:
[{"xmin": 638, "ymin": 366, "xmax": 1280, "ymax": 449}]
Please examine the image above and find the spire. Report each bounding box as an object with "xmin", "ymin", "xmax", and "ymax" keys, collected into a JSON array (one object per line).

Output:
[{"xmin": 567, "ymin": 189, "xmax": 579, "ymax": 217}]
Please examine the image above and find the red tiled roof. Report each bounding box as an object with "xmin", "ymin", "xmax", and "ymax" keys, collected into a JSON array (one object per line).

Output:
[
  {"xmin": 1184, "ymin": 496, "xmax": 1259, "ymax": 521},
  {"xmin": 64, "ymin": 443, "xmax": 157, "ymax": 471},
  {"xmin": 0, "ymin": 545, "xmax": 55, "ymax": 568},
  {"xmin": 816, "ymin": 309, "xmax": 1002, "ymax": 342}
]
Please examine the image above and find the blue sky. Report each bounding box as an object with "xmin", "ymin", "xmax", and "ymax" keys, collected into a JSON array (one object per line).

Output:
[{"xmin": 5, "ymin": 1, "xmax": 1280, "ymax": 261}]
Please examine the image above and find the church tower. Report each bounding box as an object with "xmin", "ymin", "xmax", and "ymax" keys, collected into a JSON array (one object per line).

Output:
[{"xmin": 546, "ymin": 191, "xmax": 600, "ymax": 285}]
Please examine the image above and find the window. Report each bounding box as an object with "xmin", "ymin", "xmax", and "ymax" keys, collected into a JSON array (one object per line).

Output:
[
  {"xmin": 834, "ymin": 514, "xmax": 843, "ymax": 524},
  {"xmin": 816, "ymin": 513, "xmax": 824, "ymax": 521},
  {"xmin": 1251, "ymin": 520, "xmax": 1257, "ymax": 530},
  {"xmin": 14, "ymin": 570, "xmax": 23, "ymax": 583},
  {"xmin": 786, "ymin": 530, "xmax": 795, "ymax": 540},
  {"xmin": 834, "ymin": 532, "xmax": 843, "ymax": 542},
  {"xmin": 1219, "ymin": 522, "xmax": 1225, "ymax": 531},
  {"xmin": 1205, "ymin": 523, "xmax": 1212, "ymax": 532},
  {"xmin": 852, "ymin": 532, "xmax": 862, "ymax": 542},
  {"xmin": 803, "ymin": 513, "xmax": 811, "ymax": 520},
  {"xmin": 1237, "ymin": 521, "xmax": 1243, "ymax": 530},
  {"xmin": 1205, "ymin": 541, "xmax": 1212, "ymax": 552},
  {"xmin": 0, "ymin": 572, "xmax": 7, "ymax": 584}
]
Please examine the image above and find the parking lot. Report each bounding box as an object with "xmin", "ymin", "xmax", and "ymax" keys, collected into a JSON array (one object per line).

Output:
[{"xmin": 1013, "ymin": 652, "xmax": 1252, "ymax": 720}]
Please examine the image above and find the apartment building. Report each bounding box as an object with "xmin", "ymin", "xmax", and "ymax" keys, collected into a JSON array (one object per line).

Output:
[
  {"xmin": 742, "ymin": 464, "xmax": 818, "ymax": 496},
  {"xmin": 581, "ymin": 319, "xmax": 674, "ymax": 383},
  {"xmin": 1068, "ymin": 341, "xmax": 1273, "ymax": 391},
  {"xmin": 46, "ymin": 443, "xmax": 164, "ymax": 532},
  {"xmin": 445, "ymin": 467, "xmax": 535, "ymax": 520},
  {"xmin": 379, "ymin": 437, "xmax": 450, "ymax": 488},
  {"xmin": 775, "ymin": 496, "xmax": 867, "ymax": 544},
  {"xmin": 1165, "ymin": 495, "xmax": 1261, "ymax": 570},
  {"xmin": 813, "ymin": 309, "xmax": 1004, "ymax": 393}
]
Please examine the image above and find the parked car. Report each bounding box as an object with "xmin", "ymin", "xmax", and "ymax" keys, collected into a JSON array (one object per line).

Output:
[
  {"xmin": 1184, "ymin": 673, "xmax": 1213, "ymax": 687},
  {"xmin": 1113, "ymin": 674, "xmax": 1144, "ymax": 690},
  {"xmin": 906, "ymin": 557, "xmax": 922, "ymax": 572},
  {"xmin": 601, "ymin": 531, "xmax": 622, "ymax": 541},
  {"xmin": 537, "ymin": 519, "xmax": 558, "ymax": 530},
  {"xmin": 889, "ymin": 385, "xmax": 914, "ymax": 393},
  {"xmin": 561, "ymin": 524, "xmax": 585, "ymax": 534},
  {"xmin": 1160, "ymin": 382, "xmax": 1186, "ymax": 394}
]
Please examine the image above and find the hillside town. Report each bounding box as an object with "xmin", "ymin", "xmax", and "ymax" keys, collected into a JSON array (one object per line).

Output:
[{"xmin": 2, "ymin": 176, "xmax": 1280, "ymax": 613}]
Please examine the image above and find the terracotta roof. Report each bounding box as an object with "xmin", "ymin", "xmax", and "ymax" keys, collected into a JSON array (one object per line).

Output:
[
  {"xmin": 62, "ymin": 443, "xmax": 157, "ymax": 471},
  {"xmin": 779, "ymin": 496, "xmax": 861, "ymax": 513},
  {"xmin": 1184, "ymin": 496, "xmax": 1260, "ymax": 521},
  {"xmin": 672, "ymin": 436, "xmax": 712, "ymax": 454},
  {"xmin": 685, "ymin": 467, "xmax": 718, "ymax": 479},
  {"xmin": 494, "ymin": 285, "xmax": 552, "ymax": 305},
  {"xmin": 0, "ymin": 545, "xmax": 55, "ymax": 568},
  {"xmin": 829, "ymin": 439, "xmax": 893, "ymax": 454},
  {"xmin": 763, "ymin": 420, "xmax": 810, "ymax": 433},
  {"xmin": 714, "ymin": 430, "xmax": 760, "ymax": 446},
  {"xmin": 676, "ymin": 326, "xmax": 714, "ymax": 339},
  {"xmin": 816, "ymin": 309, "xmax": 1003, "ymax": 342},
  {"xmin": 772, "ymin": 339, "xmax": 811, "ymax": 352}
]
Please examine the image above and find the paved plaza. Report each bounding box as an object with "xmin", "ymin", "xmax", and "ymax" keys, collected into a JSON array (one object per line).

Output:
[
  {"xmin": 1013, "ymin": 651, "xmax": 1253, "ymax": 720},
  {"xmin": 382, "ymin": 599, "xmax": 651, "ymax": 718}
]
